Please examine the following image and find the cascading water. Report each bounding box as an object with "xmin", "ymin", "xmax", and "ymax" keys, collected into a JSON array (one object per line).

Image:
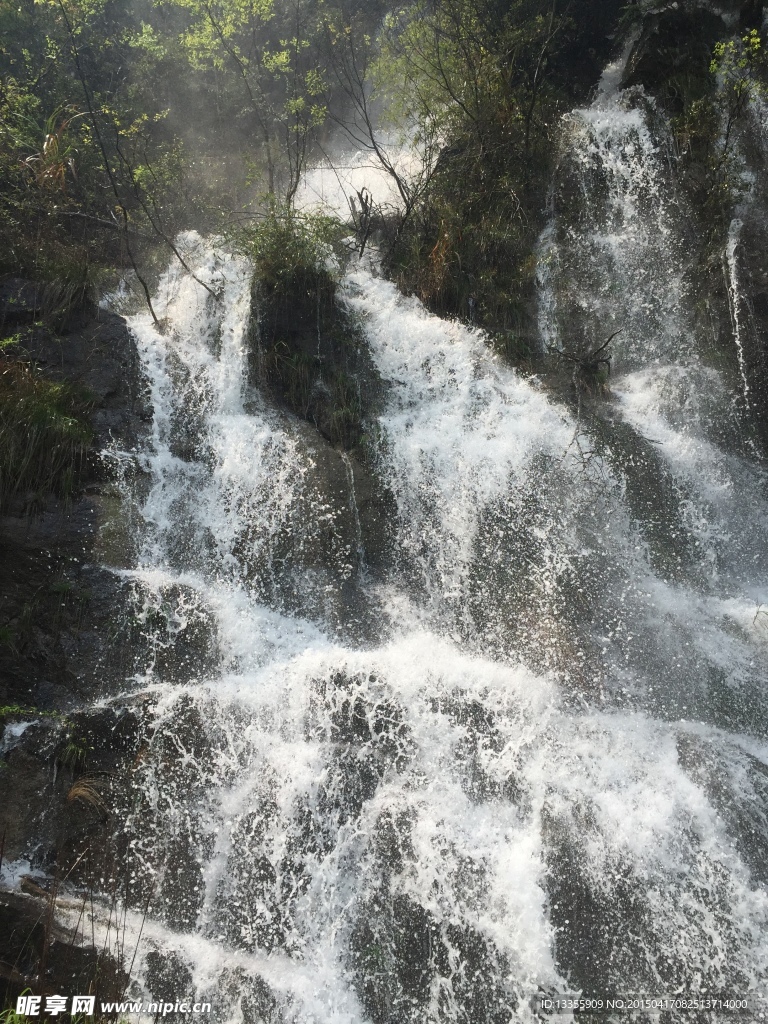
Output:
[
  {"xmin": 86, "ymin": 65, "xmax": 768, "ymax": 1024},
  {"xmin": 725, "ymin": 217, "xmax": 752, "ymax": 409}
]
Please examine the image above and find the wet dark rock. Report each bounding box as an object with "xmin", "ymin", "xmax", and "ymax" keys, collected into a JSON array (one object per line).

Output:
[
  {"xmin": 69, "ymin": 705, "xmax": 142, "ymax": 764},
  {"xmin": 212, "ymin": 675, "xmax": 416, "ymax": 956},
  {"xmin": 307, "ymin": 671, "xmax": 412, "ymax": 770},
  {"xmin": 546, "ymin": 0, "xmax": 625, "ymax": 103},
  {"xmin": 0, "ymin": 304, "xmax": 146, "ymax": 710},
  {"xmin": 221, "ymin": 971, "xmax": 282, "ymax": 1024},
  {"xmin": 9, "ymin": 308, "xmax": 146, "ymax": 452},
  {"xmin": 350, "ymin": 892, "xmax": 516, "ymax": 1024},
  {"xmin": 542, "ymin": 800, "xmax": 753, "ymax": 999},
  {"xmin": 0, "ymin": 706, "xmax": 142, "ymax": 873},
  {"xmin": 253, "ymin": 270, "xmax": 382, "ymax": 453},
  {"xmin": 0, "ymin": 722, "xmax": 56, "ymax": 863},
  {"xmin": 0, "ymin": 889, "xmax": 127, "ymax": 1009},
  {"xmin": 138, "ymin": 694, "xmax": 213, "ymax": 795},
  {"xmin": 123, "ymin": 582, "xmax": 221, "ymax": 686},
  {"xmin": 370, "ymin": 807, "xmax": 415, "ymax": 877},
  {"xmin": 0, "ymin": 715, "xmax": 143, "ymax": 1008},
  {"xmin": 622, "ymin": 7, "xmax": 726, "ymax": 111},
  {"xmin": 144, "ymin": 949, "xmax": 194, "ymax": 1012},
  {"xmin": 247, "ymin": 262, "xmax": 396, "ymax": 640},
  {"xmin": 218, "ymin": 800, "xmax": 296, "ymax": 954},
  {"xmin": 243, "ymin": 417, "xmax": 394, "ymax": 643},
  {"xmin": 306, "ymin": 437, "xmax": 394, "ymax": 576},
  {"xmin": 439, "ymin": 924, "xmax": 517, "ymax": 1024},
  {"xmin": 350, "ymin": 893, "xmax": 441, "ymax": 1023},
  {"xmin": 157, "ymin": 832, "xmax": 207, "ymax": 933},
  {"xmin": 590, "ymin": 412, "xmax": 699, "ymax": 580},
  {"xmin": 297, "ymin": 673, "xmax": 412, "ymax": 861},
  {"xmin": 248, "ymin": 274, "xmax": 397, "ymax": 639},
  {"xmin": 240, "ymin": 975, "xmax": 283, "ymax": 1024},
  {"xmin": 543, "ymin": 803, "xmax": 652, "ymax": 997},
  {"xmin": 429, "ymin": 694, "xmax": 529, "ymax": 805},
  {"xmin": 0, "ymin": 299, "xmax": 150, "ymax": 990}
]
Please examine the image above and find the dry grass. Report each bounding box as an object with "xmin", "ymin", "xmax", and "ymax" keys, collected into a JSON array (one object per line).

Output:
[{"xmin": 67, "ymin": 775, "xmax": 109, "ymax": 814}]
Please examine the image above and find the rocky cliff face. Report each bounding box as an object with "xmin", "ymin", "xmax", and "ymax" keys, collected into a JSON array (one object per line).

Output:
[
  {"xmin": 620, "ymin": 0, "xmax": 768, "ymax": 442},
  {"xmin": 0, "ymin": 297, "xmax": 149, "ymax": 1004},
  {"xmin": 0, "ymin": 301, "xmax": 147, "ymax": 711}
]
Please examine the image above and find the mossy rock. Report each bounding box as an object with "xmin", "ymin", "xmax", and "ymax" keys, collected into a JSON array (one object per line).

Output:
[{"xmin": 253, "ymin": 265, "xmax": 382, "ymax": 452}]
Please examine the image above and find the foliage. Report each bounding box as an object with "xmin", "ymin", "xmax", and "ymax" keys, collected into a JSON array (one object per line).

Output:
[
  {"xmin": 0, "ymin": 1000, "xmax": 28, "ymax": 1024},
  {"xmin": 709, "ymin": 29, "xmax": 768, "ymax": 186},
  {"xmin": 0, "ymin": 355, "xmax": 92, "ymax": 509},
  {"xmin": 0, "ymin": 0, "xmax": 204, "ymax": 326},
  {"xmin": 238, "ymin": 206, "xmax": 343, "ymax": 285},
  {"xmin": 363, "ymin": 0, "xmax": 585, "ymax": 346},
  {"xmin": 60, "ymin": 733, "xmax": 90, "ymax": 772},
  {"xmin": 0, "ymin": 702, "xmax": 68, "ymax": 722},
  {"xmin": 0, "ymin": 704, "xmax": 89, "ymax": 781},
  {"xmin": 711, "ymin": 29, "xmax": 768, "ymax": 106},
  {"xmin": 0, "ymin": 80, "xmax": 101, "ymax": 293},
  {"xmin": 375, "ymin": 0, "xmax": 568, "ymax": 151},
  {"xmin": 668, "ymin": 26, "xmax": 768, "ymax": 240},
  {"xmin": 169, "ymin": 0, "xmax": 330, "ymax": 201},
  {"xmin": 67, "ymin": 773, "xmax": 108, "ymax": 810},
  {"xmin": 0, "ymin": 0, "xmax": 622, "ymax": 365}
]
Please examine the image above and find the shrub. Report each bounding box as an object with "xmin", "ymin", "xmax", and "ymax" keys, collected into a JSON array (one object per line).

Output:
[{"xmin": 239, "ymin": 206, "xmax": 345, "ymax": 289}]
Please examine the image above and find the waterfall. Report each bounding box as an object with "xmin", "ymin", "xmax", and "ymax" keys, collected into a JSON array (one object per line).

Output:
[
  {"xmin": 88, "ymin": 80, "xmax": 768, "ymax": 1024},
  {"xmin": 725, "ymin": 217, "xmax": 752, "ymax": 410},
  {"xmin": 340, "ymin": 451, "xmax": 366, "ymax": 579}
]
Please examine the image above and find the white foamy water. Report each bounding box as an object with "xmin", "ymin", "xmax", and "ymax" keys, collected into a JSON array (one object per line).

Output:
[
  {"xmin": 540, "ymin": 85, "xmax": 691, "ymax": 368},
  {"xmin": 298, "ymin": 147, "xmax": 422, "ymax": 222},
  {"xmin": 725, "ymin": 217, "xmax": 752, "ymax": 409},
  {"xmin": 541, "ymin": 70, "xmax": 768, "ymax": 716},
  {"xmin": 341, "ymin": 269, "xmax": 582, "ymax": 639}
]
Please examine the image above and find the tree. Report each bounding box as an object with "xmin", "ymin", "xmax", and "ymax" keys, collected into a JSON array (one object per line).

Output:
[{"xmin": 172, "ymin": 0, "xmax": 327, "ymax": 204}]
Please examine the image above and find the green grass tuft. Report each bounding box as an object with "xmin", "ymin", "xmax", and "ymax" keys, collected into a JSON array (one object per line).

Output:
[{"xmin": 0, "ymin": 356, "xmax": 92, "ymax": 511}]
